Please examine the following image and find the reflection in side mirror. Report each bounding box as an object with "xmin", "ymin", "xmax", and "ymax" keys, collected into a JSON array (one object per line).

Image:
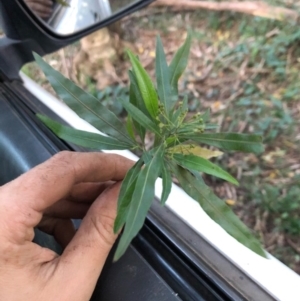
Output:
[{"xmin": 23, "ymin": 0, "xmax": 139, "ymax": 35}]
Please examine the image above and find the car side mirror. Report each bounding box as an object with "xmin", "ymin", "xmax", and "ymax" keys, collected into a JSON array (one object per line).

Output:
[
  {"xmin": 0, "ymin": 0, "xmax": 153, "ymax": 80},
  {"xmin": 22, "ymin": 0, "xmax": 142, "ymax": 36}
]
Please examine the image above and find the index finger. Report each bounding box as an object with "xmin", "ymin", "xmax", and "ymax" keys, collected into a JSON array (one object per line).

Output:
[{"xmin": 3, "ymin": 151, "xmax": 134, "ymax": 214}]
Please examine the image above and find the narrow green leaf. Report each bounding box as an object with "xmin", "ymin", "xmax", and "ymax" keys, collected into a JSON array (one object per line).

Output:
[
  {"xmin": 169, "ymin": 33, "xmax": 192, "ymax": 96},
  {"xmin": 171, "ymin": 95, "xmax": 188, "ymax": 124},
  {"xmin": 205, "ymin": 124, "xmax": 219, "ymax": 130},
  {"xmin": 181, "ymin": 95, "xmax": 188, "ymax": 112},
  {"xmin": 129, "ymin": 71, "xmax": 146, "ymax": 141},
  {"xmin": 161, "ymin": 161, "xmax": 172, "ymax": 205},
  {"xmin": 180, "ymin": 133, "xmax": 264, "ymax": 154},
  {"xmin": 155, "ymin": 35, "xmax": 172, "ymax": 113},
  {"xmin": 126, "ymin": 116, "xmax": 135, "ymax": 140},
  {"xmin": 37, "ymin": 114, "xmax": 131, "ymax": 150},
  {"xmin": 166, "ymin": 137, "xmax": 177, "ymax": 147},
  {"xmin": 166, "ymin": 136, "xmax": 187, "ymax": 148},
  {"xmin": 114, "ymin": 145, "xmax": 164, "ymax": 261},
  {"xmin": 128, "ymin": 70, "xmax": 150, "ymax": 117},
  {"xmin": 119, "ymin": 99, "xmax": 161, "ymax": 137},
  {"xmin": 174, "ymin": 154, "xmax": 238, "ymax": 185},
  {"xmin": 34, "ymin": 53, "xmax": 133, "ymax": 145},
  {"xmin": 114, "ymin": 159, "xmax": 144, "ymax": 233},
  {"xmin": 173, "ymin": 165, "xmax": 266, "ymax": 258},
  {"xmin": 127, "ymin": 50, "xmax": 159, "ymax": 118},
  {"xmin": 142, "ymin": 150, "xmax": 153, "ymax": 165},
  {"xmin": 201, "ymin": 109, "xmax": 211, "ymax": 122}
]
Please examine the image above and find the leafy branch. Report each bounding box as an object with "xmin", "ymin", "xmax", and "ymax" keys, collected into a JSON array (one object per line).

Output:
[{"xmin": 34, "ymin": 33, "xmax": 266, "ymax": 261}]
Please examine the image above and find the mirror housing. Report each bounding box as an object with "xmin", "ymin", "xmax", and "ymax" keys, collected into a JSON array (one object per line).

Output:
[
  {"xmin": 0, "ymin": 0, "xmax": 153, "ymax": 80},
  {"xmin": 22, "ymin": 0, "xmax": 142, "ymax": 36}
]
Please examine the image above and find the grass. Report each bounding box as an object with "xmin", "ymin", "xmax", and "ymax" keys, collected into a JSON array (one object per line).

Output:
[{"xmin": 23, "ymin": 4, "xmax": 300, "ymax": 273}]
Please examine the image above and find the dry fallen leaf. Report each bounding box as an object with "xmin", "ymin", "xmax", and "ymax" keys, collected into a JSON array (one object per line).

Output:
[
  {"xmin": 262, "ymin": 149, "xmax": 286, "ymax": 163},
  {"xmin": 226, "ymin": 199, "xmax": 236, "ymax": 206}
]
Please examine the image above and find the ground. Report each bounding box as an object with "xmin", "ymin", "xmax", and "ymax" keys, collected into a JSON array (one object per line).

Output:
[{"xmin": 22, "ymin": 3, "xmax": 300, "ymax": 274}]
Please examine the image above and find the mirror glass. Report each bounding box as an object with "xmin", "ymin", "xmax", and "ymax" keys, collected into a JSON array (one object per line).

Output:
[{"xmin": 23, "ymin": 0, "xmax": 140, "ymax": 35}]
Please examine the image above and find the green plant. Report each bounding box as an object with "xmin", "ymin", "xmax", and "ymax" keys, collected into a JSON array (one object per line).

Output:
[
  {"xmin": 254, "ymin": 183, "xmax": 300, "ymax": 236},
  {"xmin": 34, "ymin": 33, "xmax": 266, "ymax": 261},
  {"xmin": 86, "ymin": 82, "xmax": 128, "ymax": 116}
]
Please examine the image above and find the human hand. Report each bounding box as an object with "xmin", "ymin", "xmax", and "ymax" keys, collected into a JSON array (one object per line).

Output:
[
  {"xmin": 24, "ymin": 0, "xmax": 53, "ymax": 19},
  {"xmin": 0, "ymin": 151, "xmax": 133, "ymax": 301}
]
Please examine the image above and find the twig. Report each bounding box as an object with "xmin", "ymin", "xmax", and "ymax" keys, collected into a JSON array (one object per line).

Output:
[
  {"xmin": 247, "ymin": 67, "xmax": 270, "ymax": 74},
  {"xmin": 290, "ymin": 163, "xmax": 300, "ymax": 170},
  {"xmin": 188, "ymin": 64, "xmax": 214, "ymax": 83},
  {"xmin": 122, "ymin": 7, "xmax": 167, "ymax": 21},
  {"xmin": 249, "ymin": 59, "xmax": 265, "ymax": 81},
  {"xmin": 286, "ymin": 238, "xmax": 300, "ymax": 254},
  {"xmin": 217, "ymin": 88, "xmax": 244, "ymax": 132},
  {"xmin": 151, "ymin": 0, "xmax": 299, "ymax": 22},
  {"xmin": 205, "ymin": 76, "xmax": 238, "ymax": 86}
]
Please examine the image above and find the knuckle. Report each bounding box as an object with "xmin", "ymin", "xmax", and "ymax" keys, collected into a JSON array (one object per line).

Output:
[
  {"xmin": 51, "ymin": 151, "xmax": 76, "ymax": 174},
  {"xmin": 52, "ymin": 151, "xmax": 73, "ymax": 164},
  {"xmin": 90, "ymin": 213, "xmax": 117, "ymax": 247}
]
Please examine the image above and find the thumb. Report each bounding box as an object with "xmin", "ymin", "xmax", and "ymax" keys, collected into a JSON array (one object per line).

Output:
[{"xmin": 54, "ymin": 182, "xmax": 121, "ymax": 301}]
